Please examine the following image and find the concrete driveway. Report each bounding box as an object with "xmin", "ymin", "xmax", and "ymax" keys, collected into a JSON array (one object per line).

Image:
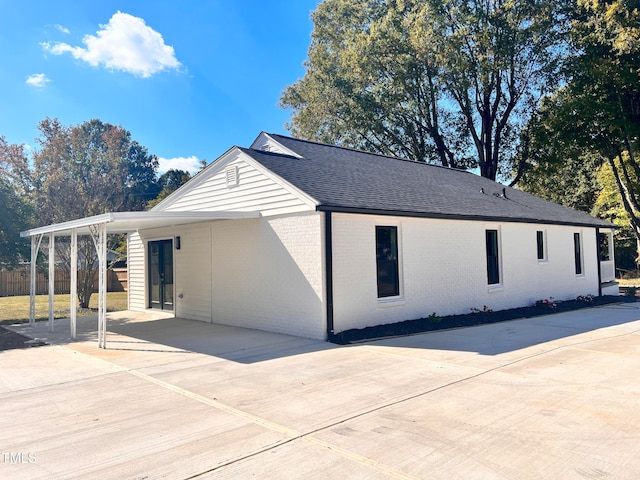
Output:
[{"xmin": 2, "ymin": 303, "xmax": 640, "ymax": 479}]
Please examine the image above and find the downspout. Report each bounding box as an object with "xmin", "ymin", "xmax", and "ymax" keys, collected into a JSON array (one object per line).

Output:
[
  {"xmin": 596, "ymin": 227, "xmax": 602, "ymax": 297},
  {"xmin": 324, "ymin": 210, "xmax": 334, "ymax": 340}
]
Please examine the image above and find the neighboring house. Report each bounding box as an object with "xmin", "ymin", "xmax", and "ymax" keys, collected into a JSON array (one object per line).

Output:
[{"xmin": 22, "ymin": 132, "xmax": 618, "ymax": 342}]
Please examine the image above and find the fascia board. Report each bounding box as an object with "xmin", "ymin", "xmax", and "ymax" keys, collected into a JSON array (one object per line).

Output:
[
  {"xmin": 20, "ymin": 211, "xmax": 261, "ymax": 237},
  {"xmin": 21, "ymin": 213, "xmax": 115, "ymax": 237}
]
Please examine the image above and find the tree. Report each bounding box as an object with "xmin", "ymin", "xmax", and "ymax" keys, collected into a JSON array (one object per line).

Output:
[
  {"xmin": 281, "ymin": 0, "xmax": 566, "ymax": 181},
  {"xmin": 0, "ymin": 138, "xmax": 32, "ymax": 268},
  {"xmin": 0, "ymin": 179, "xmax": 31, "ymax": 268},
  {"xmin": 1, "ymin": 118, "xmax": 159, "ymax": 307},
  {"xmin": 146, "ymin": 169, "xmax": 192, "ymax": 209},
  {"xmin": 520, "ymin": 0, "xmax": 640, "ymax": 263}
]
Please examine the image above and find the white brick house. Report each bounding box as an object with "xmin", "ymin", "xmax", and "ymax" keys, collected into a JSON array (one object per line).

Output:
[{"xmin": 22, "ymin": 132, "xmax": 618, "ymax": 342}]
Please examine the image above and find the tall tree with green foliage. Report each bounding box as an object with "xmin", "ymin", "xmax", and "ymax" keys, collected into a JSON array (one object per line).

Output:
[
  {"xmin": 0, "ymin": 138, "xmax": 32, "ymax": 269},
  {"xmin": 0, "ymin": 118, "xmax": 160, "ymax": 306},
  {"xmin": 520, "ymin": 0, "xmax": 640, "ymax": 262},
  {"xmin": 146, "ymin": 169, "xmax": 192, "ymax": 209},
  {"xmin": 281, "ymin": 0, "xmax": 566, "ymax": 181}
]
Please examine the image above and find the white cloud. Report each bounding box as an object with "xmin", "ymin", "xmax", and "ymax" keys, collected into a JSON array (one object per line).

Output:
[
  {"xmin": 157, "ymin": 156, "xmax": 202, "ymax": 174},
  {"xmin": 55, "ymin": 24, "xmax": 70, "ymax": 34},
  {"xmin": 41, "ymin": 11, "xmax": 181, "ymax": 78},
  {"xmin": 26, "ymin": 73, "xmax": 51, "ymax": 87}
]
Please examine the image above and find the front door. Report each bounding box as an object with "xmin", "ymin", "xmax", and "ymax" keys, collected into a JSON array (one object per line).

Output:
[{"xmin": 148, "ymin": 239, "xmax": 174, "ymax": 311}]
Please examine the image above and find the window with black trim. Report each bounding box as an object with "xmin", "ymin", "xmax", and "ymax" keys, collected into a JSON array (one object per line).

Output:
[
  {"xmin": 536, "ymin": 230, "xmax": 546, "ymax": 260},
  {"xmin": 486, "ymin": 229, "xmax": 500, "ymax": 285},
  {"xmin": 574, "ymin": 232, "xmax": 583, "ymax": 275},
  {"xmin": 376, "ymin": 226, "xmax": 399, "ymax": 298}
]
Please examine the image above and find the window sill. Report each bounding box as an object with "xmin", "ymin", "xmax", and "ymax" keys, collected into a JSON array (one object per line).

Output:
[
  {"xmin": 488, "ymin": 284, "xmax": 503, "ymax": 292},
  {"xmin": 377, "ymin": 296, "xmax": 405, "ymax": 307}
]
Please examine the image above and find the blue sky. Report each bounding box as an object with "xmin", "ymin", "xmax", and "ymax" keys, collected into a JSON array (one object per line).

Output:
[{"xmin": 0, "ymin": 1, "xmax": 319, "ymax": 174}]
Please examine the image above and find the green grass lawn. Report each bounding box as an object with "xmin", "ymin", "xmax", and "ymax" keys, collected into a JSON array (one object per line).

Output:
[{"xmin": 0, "ymin": 292, "xmax": 128, "ymax": 324}]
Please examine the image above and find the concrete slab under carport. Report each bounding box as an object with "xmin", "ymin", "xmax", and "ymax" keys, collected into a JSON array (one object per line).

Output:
[{"xmin": 1, "ymin": 304, "xmax": 640, "ymax": 479}]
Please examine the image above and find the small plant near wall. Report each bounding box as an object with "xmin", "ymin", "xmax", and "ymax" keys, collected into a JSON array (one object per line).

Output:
[
  {"xmin": 577, "ymin": 294, "xmax": 595, "ymax": 304},
  {"xmin": 535, "ymin": 298, "xmax": 557, "ymax": 310},
  {"xmin": 427, "ymin": 312, "xmax": 441, "ymax": 323},
  {"xmin": 470, "ymin": 305, "xmax": 494, "ymax": 314}
]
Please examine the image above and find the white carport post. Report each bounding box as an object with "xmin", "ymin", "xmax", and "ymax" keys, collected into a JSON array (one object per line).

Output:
[
  {"xmin": 29, "ymin": 234, "xmax": 44, "ymax": 327},
  {"xmin": 90, "ymin": 223, "xmax": 107, "ymax": 348},
  {"xmin": 48, "ymin": 232, "xmax": 55, "ymax": 333},
  {"xmin": 70, "ymin": 228, "xmax": 78, "ymax": 339}
]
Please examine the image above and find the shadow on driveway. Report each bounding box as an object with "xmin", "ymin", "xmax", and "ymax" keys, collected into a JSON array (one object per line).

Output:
[{"xmin": 7, "ymin": 302, "xmax": 640, "ymax": 362}]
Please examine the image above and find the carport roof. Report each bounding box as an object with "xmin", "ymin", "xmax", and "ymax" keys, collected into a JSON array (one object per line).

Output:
[{"xmin": 20, "ymin": 210, "xmax": 260, "ymax": 237}]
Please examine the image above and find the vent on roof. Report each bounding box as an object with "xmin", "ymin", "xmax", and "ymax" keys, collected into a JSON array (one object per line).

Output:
[{"xmin": 225, "ymin": 165, "xmax": 239, "ymax": 187}]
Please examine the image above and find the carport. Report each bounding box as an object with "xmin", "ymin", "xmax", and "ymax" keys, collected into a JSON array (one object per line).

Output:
[{"xmin": 20, "ymin": 210, "xmax": 260, "ymax": 348}]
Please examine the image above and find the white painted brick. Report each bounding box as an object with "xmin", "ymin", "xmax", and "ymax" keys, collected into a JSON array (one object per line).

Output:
[
  {"xmin": 130, "ymin": 210, "xmax": 607, "ymax": 341},
  {"xmin": 331, "ymin": 214, "xmax": 602, "ymax": 333},
  {"xmin": 210, "ymin": 212, "xmax": 325, "ymax": 339}
]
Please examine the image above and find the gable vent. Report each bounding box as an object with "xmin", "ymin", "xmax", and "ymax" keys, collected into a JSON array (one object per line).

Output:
[{"xmin": 225, "ymin": 165, "xmax": 239, "ymax": 187}]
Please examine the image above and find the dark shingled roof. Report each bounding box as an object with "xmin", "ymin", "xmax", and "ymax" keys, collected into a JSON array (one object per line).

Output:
[{"xmin": 241, "ymin": 133, "xmax": 612, "ymax": 228}]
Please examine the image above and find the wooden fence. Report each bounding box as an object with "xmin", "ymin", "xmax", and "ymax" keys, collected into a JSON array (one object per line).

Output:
[{"xmin": 0, "ymin": 269, "xmax": 127, "ymax": 297}]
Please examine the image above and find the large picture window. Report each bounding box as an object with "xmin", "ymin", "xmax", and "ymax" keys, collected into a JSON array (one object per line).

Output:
[
  {"xmin": 486, "ymin": 229, "xmax": 500, "ymax": 285},
  {"xmin": 376, "ymin": 226, "xmax": 399, "ymax": 298}
]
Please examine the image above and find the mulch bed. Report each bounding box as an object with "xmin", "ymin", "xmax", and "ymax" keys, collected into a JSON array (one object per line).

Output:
[
  {"xmin": 0, "ymin": 326, "xmax": 48, "ymax": 351},
  {"xmin": 328, "ymin": 295, "xmax": 635, "ymax": 345}
]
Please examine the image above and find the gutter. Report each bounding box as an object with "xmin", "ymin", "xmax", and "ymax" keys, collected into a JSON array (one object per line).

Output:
[{"xmin": 315, "ymin": 205, "xmax": 614, "ymax": 230}]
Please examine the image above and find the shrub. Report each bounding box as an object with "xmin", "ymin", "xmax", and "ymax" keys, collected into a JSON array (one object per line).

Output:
[
  {"xmin": 470, "ymin": 305, "xmax": 494, "ymax": 314},
  {"xmin": 577, "ymin": 294, "xmax": 594, "ymax": 304}
]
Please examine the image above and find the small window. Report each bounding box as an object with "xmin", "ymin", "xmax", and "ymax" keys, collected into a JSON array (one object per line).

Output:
[
  {"xmin": 486, "ymin": 229, "xmax": 500, "ymax": 285},
  {"xmin": 598, "ymin": 232, "xmax": 610, "ymax": 261},
  {"xmin": 536, "ymin": 230, "xmax": 546, "ymax": 261},
  {"xmin": 574, "ymin": 232, "xmax": 583, "ymax": 275},
  {"xmin": 376, "ymin": 226, "xmax": 400, "ymax": 298}
]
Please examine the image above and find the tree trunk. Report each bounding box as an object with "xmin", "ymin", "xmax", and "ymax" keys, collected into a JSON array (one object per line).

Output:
[{"xmin": 608, "ymin": 155, "xmax": 640, "ymax": 266}]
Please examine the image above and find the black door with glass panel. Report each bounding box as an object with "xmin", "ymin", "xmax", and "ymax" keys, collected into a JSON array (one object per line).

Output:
[{"xmin": 148, "ymin": 240, "xmax": 174, "ymax": 311}]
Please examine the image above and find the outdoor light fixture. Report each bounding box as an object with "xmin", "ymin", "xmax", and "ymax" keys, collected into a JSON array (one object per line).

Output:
[{"xmin": 175, "ymin": 236, "xmax": 181, "ymax": 250}]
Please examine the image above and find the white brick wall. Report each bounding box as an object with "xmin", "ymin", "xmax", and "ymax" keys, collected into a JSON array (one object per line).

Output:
[
  {"xmin": 129, "ymin": 210, "xmax": 606, "ymax": 341},
  {"xmin": 331, "ymin": 213, "xmax": 602, "ymax": 333},
  {"xmin": 210, "ymin": 212, "xmax": 325, "ymax": 339},
  {"xmin": 130, "ymin": 213, "xmax": 325, "ymax": 339}
]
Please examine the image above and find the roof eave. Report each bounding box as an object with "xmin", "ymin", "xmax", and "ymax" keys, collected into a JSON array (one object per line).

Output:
[{"xmin": 315, "ymin": 205, "xmax": 615, "ymax": 229}]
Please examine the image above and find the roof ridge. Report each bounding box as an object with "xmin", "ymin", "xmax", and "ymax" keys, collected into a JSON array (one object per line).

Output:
[
  {"xmin": 266, "ymin": 132, "xmax": 485, "ymax": 179},
  {"xmin": 239, "ymin": 145, "xmax": 296, "ymax": 157}
]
